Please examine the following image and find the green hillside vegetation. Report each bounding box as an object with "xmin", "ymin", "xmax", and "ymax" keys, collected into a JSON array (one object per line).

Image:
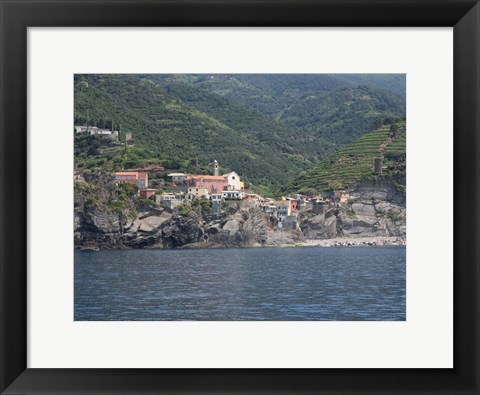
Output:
[
  {"xmin": 74, "ymin": 74, "xmax": 335, "ymax": 193},
  {"xmin": 142, "ymin": 74, "xmax": 405, "ymax": 148},
  {"xmin": 74, "ymin": 74, "xmax": 406, "ymax": 194},
  {"xmin": 142, "ymin": 73, "xmax": 405, "ymax": 115},
  {"xmin": 331, "ymin": 74, "xmax": 406, "ymax": 97},
  {"xmin": 279, "ymin": 86, "xmax": 405, "ymax": 147},
  {"xmin": 74, "ymin": 134, "xmax": 162, "ymax": 171},
  {"xmin": 284, "ymin": 121, "xmax": 406, "ymax": 194}
]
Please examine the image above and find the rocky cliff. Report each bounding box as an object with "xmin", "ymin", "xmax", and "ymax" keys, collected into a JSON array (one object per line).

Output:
[
  {"xmin": 74, "ymin": 174, "xmax": 406, "ymax": 249},
  {"xmin": 75, "ymin": 201, "xmax": 271, "ymax": 249},
  {"xmin": 300, "ymin": 175, "xmax": 406, "ymax": 243}
]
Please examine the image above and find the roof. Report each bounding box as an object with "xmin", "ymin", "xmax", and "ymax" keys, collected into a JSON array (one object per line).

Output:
[
  {"xmin": 137, "ymin": 172, "xmax": 148, "ymax": 179},
  {"xmin": 222, "ymin": 171, "xmax": 238, "ymax": 177},
  {"xmin": 115, "ymin": 172, "xmax": 138, "ymax": 177},
  {"xmin": 190, "ymin": 175, "xmax": 226, "ymax": 180},
  {"xmin": 168, "ymin": 173, "xmax": 187, "ymax": 177}
]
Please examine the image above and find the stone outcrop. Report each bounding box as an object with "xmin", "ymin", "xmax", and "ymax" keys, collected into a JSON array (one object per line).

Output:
[
  {"xmin": 300, "ymin": 176, "xmax": 406, "ymax": 241},
  {"xmin": 75, "ymin": 176, "xmax": 406, "ymax": 249},
  {"xmin": 75, "ymin": 204, "xmax": 270, "ymax": 249}
]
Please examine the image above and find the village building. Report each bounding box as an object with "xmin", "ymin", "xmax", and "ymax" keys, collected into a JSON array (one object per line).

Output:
[
  {"xmin": 136, "ymin": 172, "xmax": 148, "ymax": 188},
  {"xmin": 139, "ymin": 189, "xmax": 156, "ymax": 199},
  {"xmin": 156, "ymin": 193, "xmax": 176, "ymax": 203},
  {"xmin": 260, "ymin": 204, "xmax": 277, "ymax": 216},
  {"xmin": 75, "ymin": 125, "xmax": 119, "ymax": 140},
  {"xmin": 299, "ymin": 200, "xmax": 313, "ymax": 211},
  {"xmin": 168, "ymin": 173, "xmax": 188, "ymax": 182},
  {"xmin": 273, "ymin": 200, "xmax": 293, "ymax": 224},
  {"xmin": 223, "ymin": 171, "xmax": 241, "ymax": 191},
  {"xmin": 333, "ymin": 190, "xmax": 349, "ymax": 205},
  {"xmin": 156, "ymin": 193, "xmax": 182, "ymax": 209},
  {"xmin": 209, "ymin": 193, "xmax": 223, "ymax": 202},
  {"xmin": 186, "ymin": 175, "xmax": 228, "ymax": 194},
  {"xmin": 243, "ymin": 193, "xmax": 261, "ymax": 202},
  {"xmin": 185, "ymin": 187, "xmax": 209, "ymax": 200},
  {"xmin": 185, "ymin": 161, "xmax": 243, "ymax": 194},
  {"xmin": 285, "ymin": 197, "xmax": 298, "ymax": 212},
  {"xmin": 222, "ymin": 190, "xmax": 244, "ymax": 200},
  {"xmin": 114, "ymin": 171, "xmax": 148, "ymax": 188}
]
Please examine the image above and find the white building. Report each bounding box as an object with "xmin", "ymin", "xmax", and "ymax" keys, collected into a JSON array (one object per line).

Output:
[
  {"xmin": 168, "ymin": 173, "xmax": 188, "ymax": 182},
  {"xmin": 222, "ymin": 190, "xmax": 244, "ymax": 200},
  {"xmin": 75, "ymin": 125, "xmax": 118, "ymax": 140},
  {"xmin": 209, "ymin": 194, "xmax": 223, "ymax": 202},
  {"xmin": 156, "ymin": 193, "xmax": 176, "ymax": 203},
  {"xmin": 156, "ymin": 193, "xmax": 182, "ymax": 209},
  {"xmin": 223, "ymin": 171, "xmax": 241, "ymax": 191}
]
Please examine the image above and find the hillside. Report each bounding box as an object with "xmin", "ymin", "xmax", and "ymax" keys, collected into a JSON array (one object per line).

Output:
[
  {"xmin": 284, "ymin": 121, "xmax": 406, "ymax": 194},
  {"xmin": 145, "ymin": 74, "xmax": 405, "ymax": 147},
  {"xmin": 74, "ymin": 74, "xmax": 405, "ymax": 193},
  {"xmin": 279, "ymin": 85, "xmax": 405, "ymax": 146}
]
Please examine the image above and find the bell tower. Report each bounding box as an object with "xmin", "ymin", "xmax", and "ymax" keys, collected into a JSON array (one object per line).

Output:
[{"xmin": 213, "ymin": 160, "xmax": 219, "ymax": 176}]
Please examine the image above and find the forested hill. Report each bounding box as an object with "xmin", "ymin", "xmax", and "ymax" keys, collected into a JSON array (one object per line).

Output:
[{"xmin": 74, "ymin": 74, "xmax": 405, "ymax": 193}]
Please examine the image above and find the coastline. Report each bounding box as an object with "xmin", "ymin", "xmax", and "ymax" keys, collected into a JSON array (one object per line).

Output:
[{"xmin": 76, "ymin": 236, "xmax": 405, "ymax": 251}]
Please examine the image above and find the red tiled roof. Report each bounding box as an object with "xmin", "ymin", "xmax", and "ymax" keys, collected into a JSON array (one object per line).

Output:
[{"xmin": 115, "ymin": 172, "xmax": 138, "ymax": 177}]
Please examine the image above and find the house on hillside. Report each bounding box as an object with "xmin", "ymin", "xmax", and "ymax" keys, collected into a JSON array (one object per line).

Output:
[
  {"xmin": 156, "ymin": 193, "xmax": 182, "ymax": 209},
  {"xmin": 139, "ymin": 189, "xmax": 156, "ymax": 199},
  {"xmin": 186, "ymin": 175, "xmax": 228, "ymax": 194},
  {"xmin": 273, "ymin": 201, "xmax": 291, "ymax": 220},
  {"xmin": 244, "ymin": 193, "xmax": 261, "ymax": 202},
  {"xmin": 115, "ymin": 171, "xmax": 148, "ymax": 188},
  {"xmin": 222, "ymin": 190, "xmax": 244, "ymax": 200},
  {"xmin": 75, "ymin": 125, "xmax": 119, "ymax": 140},
  {"xmin": 168, "ymin": 173, "xmax": 188, "ymax": 182},
  {"xmin": 185, "ymin": 187, "xmax": 209, "ymax": 200},
  {"xmin": 260, "ymin": 204, "xmax": 277, "ymax": 216},
  {"xmin": 136, "ymin": 172, "xmax": 148, "ymax": 188},
  {"xmin": 209, "ymin": 194, "xmax": 223, "ymax": 202}
]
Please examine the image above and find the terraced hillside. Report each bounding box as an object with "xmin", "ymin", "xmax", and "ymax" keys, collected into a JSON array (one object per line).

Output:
[{"xmin": 284, "ymin": 121, "xmax": 406, "ymax": 194}]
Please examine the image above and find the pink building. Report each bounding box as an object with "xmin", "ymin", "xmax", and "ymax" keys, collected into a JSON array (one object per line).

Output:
[
  {"xmin": 186, "ymin": 175, "xmax": 228, "ymax": 194},
  {"xmin": 115, "ymin": 172, "xmax": 148, "ymax": 188},
  {"xmin": 139, "ymin": 189, "xmax": 156, "ymax": 199}
]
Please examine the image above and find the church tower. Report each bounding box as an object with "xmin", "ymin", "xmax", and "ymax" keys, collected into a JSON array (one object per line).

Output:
[{"xmin": 213, "ymin": 160, "xmax": 219, "ymax": 176}]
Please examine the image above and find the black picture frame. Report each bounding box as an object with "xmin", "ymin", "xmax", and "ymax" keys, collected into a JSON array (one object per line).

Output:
[{"xmin": 1, "ymin": 1, "xmax": 479, "ymax": 394}]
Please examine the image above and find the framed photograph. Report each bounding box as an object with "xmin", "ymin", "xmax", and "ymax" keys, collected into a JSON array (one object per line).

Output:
[{"xmin": 1, "ymin": 0, "xmax": 479, "ymax": 394}]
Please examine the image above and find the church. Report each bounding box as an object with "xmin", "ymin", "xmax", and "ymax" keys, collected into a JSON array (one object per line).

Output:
[{"xmin": 185, "ymin": 160, "xmax": 243, "ymax": 194}]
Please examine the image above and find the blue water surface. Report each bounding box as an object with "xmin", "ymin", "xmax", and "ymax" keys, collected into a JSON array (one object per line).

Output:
[{"xmin": 74, "ymin": 247, "xmax": 406, "ymax": 321}]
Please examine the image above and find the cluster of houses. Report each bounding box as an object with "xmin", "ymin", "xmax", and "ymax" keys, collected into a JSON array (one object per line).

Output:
[
  {"xmin": 109, "ymin": 160, "xmax": 350, "ymax": 230},
  {"xmin": 167, "ymin": 161, "xmax": 246, "ymax": 202}
]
